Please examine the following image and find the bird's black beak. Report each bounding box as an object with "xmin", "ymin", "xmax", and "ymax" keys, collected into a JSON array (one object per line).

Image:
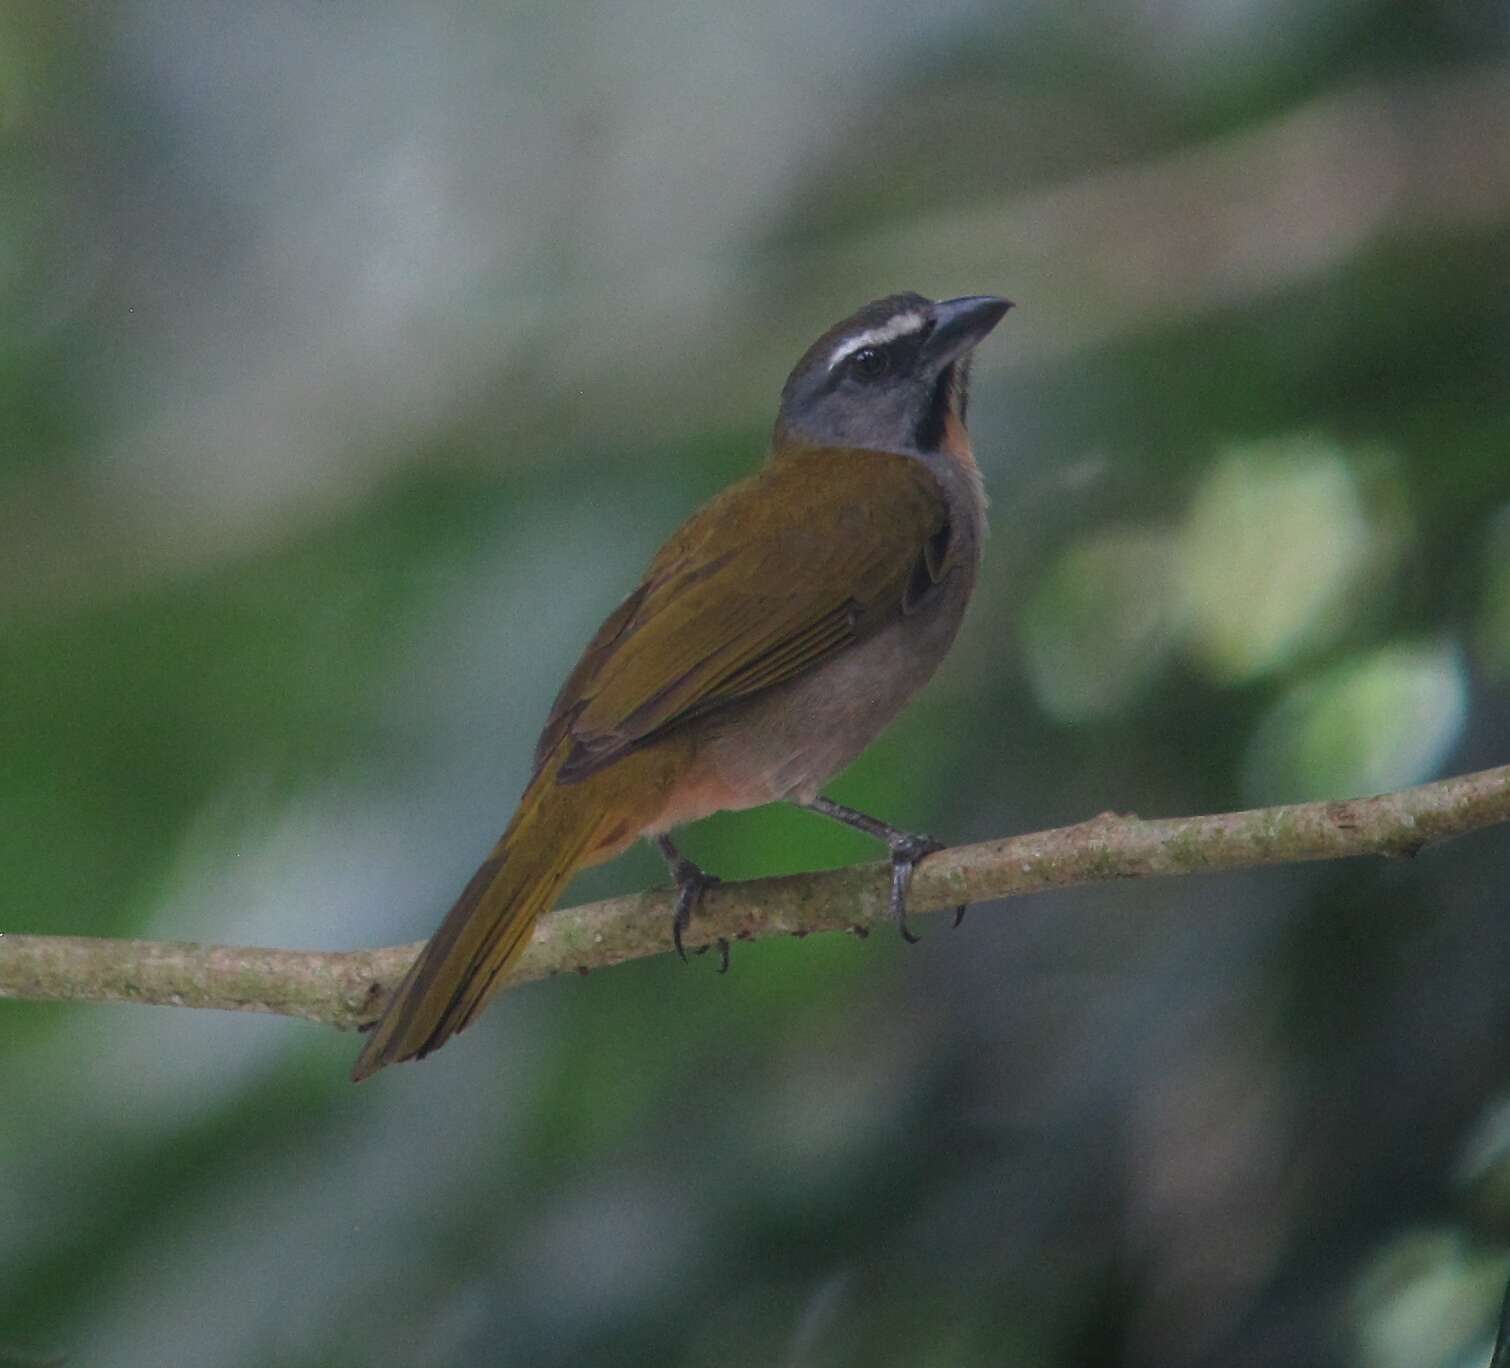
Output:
[{"xmin": 923, "ymin": 295, "xmax": 1013, "ymax": 372}]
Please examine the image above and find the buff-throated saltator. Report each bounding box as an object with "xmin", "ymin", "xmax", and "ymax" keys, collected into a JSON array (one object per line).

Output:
[{"xmin": 353, "ymin": 291, "xmax": 1011, "ymax": 1080}]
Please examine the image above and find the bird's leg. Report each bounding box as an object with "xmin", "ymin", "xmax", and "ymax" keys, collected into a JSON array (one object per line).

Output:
[
  {"xmin": 796, "ymin": 796, "xmax": 966, "ymax": 942},
  {"xmin": 655, "ymin": 835, "xmax": 729, "ymax": 972}
]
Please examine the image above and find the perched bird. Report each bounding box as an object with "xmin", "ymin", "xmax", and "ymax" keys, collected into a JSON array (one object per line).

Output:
[{"xmin": 352, "ymin": 291, "xmax": 1010, "ymax": 1081}]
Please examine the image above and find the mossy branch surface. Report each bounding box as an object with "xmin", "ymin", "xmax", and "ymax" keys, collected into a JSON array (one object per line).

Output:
[{"xmin": 3, "ymin": 763, "xmax": 1506, "ymax": 1032}]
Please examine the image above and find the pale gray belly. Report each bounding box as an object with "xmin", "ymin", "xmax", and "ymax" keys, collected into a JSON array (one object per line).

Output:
[{"xmin": 679, "ymin": 558, "xmax": 977, "ymax": 813}]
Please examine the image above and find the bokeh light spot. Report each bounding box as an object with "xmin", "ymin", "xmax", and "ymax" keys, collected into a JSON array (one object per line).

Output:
[
  {"xmin": 1179, "ymin": 435, "xmax": 1383, "ymax": 683},
  {"xmin": 1021, "ymin": 528, "xmax": 1178, "ymax": 722},
  {"xmin": 1242, "ymin": 640, "xmax": 1467, "ymax": 804}
]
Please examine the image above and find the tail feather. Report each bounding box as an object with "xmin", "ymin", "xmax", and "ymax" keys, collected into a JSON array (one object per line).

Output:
[{"xmin": 351, "ymin": 761, "xmax": 603, "ymax": 1081}]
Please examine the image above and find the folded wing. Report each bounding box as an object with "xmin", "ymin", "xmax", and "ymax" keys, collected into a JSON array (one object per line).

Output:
[{"xmin": 533, "ymin": 447, "xmax": 954, "ymax": 783}]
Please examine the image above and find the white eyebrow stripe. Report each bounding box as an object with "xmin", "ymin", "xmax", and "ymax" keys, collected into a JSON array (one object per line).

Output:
[{"xmin": 826, "ymin": 310, "xmax": 927, "ymax": 370}]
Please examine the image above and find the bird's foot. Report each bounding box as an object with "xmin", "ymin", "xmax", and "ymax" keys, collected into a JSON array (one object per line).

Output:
[
  {"xmin": 657, "ymin": 836, "xmax": 728, "ymax": 971},
  {"xmin": 885, "ymin": 831, "xmax": 965, "ymax": 942},
  {"xmin": 797, "ymin": 796, "xmax": 964, "ymax": 941}
]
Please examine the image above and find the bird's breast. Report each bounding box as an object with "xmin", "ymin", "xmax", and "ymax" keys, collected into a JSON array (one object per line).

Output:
[{"xmin": 642, "ymin": 550, "xmax": 979, "ymax": 833}]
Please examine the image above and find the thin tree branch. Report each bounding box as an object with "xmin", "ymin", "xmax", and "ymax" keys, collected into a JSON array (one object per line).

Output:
[{"xmin": 2, "ymin": 763, "xmax": 1507, "ymax": 1032}]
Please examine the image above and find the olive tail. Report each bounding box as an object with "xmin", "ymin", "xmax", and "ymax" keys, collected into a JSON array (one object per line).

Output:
[{"xmin": 351, "ymin": 757, "xmax": 605, "ymax": 1082}]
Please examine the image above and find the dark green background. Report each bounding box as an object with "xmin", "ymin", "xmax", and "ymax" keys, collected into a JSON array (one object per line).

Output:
[{"xmin": 4, "ymin": 2, "xmax": 1510, "ymax": 1364}]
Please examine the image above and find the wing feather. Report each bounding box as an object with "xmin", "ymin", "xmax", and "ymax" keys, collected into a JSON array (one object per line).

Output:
[{"xmin": 546, "ymin": 447, "xmax": 951, "ymax": 782}]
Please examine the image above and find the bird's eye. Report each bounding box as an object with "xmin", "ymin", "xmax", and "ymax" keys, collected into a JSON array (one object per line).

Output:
[{"xmin": 852, "ymin": 346, "xmax": 889, "ymax": 378}]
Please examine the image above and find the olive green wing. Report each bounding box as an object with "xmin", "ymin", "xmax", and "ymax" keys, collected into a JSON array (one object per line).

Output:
[{"xmin": 533, "ymin": 446, "xmax": 954, "ymax": 783}]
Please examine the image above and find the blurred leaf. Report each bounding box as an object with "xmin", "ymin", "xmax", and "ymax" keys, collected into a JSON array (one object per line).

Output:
[
  {"xmin": 1021, "ymin": 527, "xmax": 1177, "ymax": 722},
  {"xmin": 1241, "ymin": 639, "xmax": 1467, "ymax": 803},
  {"xmin": 1457, "ymin": 1094, "xmax": 1510, "ymax": 1244},
  {"xmin": 1348, "ymin": 1229, "xmax": 1510, "ymax": 1368},
  {"xmin": 1179, "ymin": 434, "xmax": 1397, "ymax": 682}
]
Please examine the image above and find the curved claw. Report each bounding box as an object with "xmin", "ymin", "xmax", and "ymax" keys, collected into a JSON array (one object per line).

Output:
[
  {"xmin": 793, "ymin": 798, "xmax": 953, "ymax": 946},
  {"xmin": 889, "ymin": 843, "xmax": 938, "ymax": 944},
  {"xmin": 659, "ymin": 837, "xmax": 723, "ymax": 968},
  {"xmin": 671, "ymin": 871, "xmax": 720, "ymax": 963},
  {"xmin": 685, "ymin": 930, "xmax": 733, "ymax": 970}
]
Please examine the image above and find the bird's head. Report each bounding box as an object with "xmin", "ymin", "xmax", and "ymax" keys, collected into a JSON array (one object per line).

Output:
[{"xmin": 773, "ymin": 292, "xmax": 1011, "ymax": 456}]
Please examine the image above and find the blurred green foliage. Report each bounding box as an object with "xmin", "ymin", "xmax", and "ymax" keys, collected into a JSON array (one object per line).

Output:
[{"xmin": 3, "ymin": 2, "xmax": 1510, "ymax": 1366}]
